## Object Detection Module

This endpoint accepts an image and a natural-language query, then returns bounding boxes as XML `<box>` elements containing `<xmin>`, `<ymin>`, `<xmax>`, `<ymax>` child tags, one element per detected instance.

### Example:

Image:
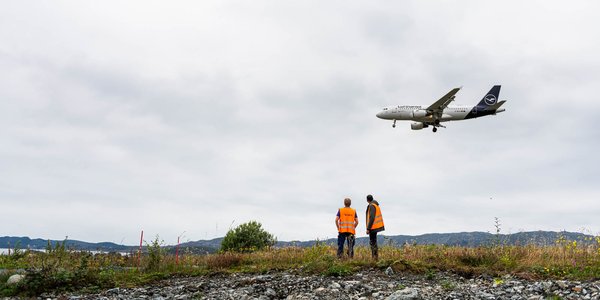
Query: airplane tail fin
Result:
<box><xmin>476</xmin><ymin>85</ymin><xmax>501</xmax><ymax>109</ymax></box>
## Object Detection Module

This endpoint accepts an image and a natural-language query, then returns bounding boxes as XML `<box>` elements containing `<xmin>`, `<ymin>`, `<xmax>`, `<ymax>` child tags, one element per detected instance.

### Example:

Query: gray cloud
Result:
<box><xmin>1</xmin><ymin>1</ymin><xmax>599</xmax><ymax>244</ymax></box>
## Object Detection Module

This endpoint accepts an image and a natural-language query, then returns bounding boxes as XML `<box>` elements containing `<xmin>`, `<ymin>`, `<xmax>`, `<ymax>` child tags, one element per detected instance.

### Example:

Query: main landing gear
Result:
<box><xmin>392</xmin><ymin>119</ymin><xmax>396</xmax><ymax>128</ymax></box>
<box><xmin>432</xmin><ymin>123</ymin><xmax>445</xmax><ymax>133</ymax></box>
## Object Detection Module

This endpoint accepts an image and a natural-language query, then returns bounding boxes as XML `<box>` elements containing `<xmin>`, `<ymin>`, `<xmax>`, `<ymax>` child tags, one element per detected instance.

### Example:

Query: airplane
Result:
<box><xmin>375</xmin><ymin>85</ymin><xmax>506</xmax><ymax>132</ymax></box>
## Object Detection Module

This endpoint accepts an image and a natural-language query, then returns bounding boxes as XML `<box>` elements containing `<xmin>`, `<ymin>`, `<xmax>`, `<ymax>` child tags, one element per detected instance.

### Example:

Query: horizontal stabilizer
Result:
<box><xmin>488</xmin><ymin>100</ymin><xmax>506</xmax><ymax>110</ymax></box>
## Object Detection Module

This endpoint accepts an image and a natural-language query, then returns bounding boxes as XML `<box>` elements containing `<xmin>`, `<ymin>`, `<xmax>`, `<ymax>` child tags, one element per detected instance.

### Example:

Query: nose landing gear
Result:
<box><xmin>392</xmin><ymin>119</ymin><xmax>396</xmax><ymax>128</ymax></box>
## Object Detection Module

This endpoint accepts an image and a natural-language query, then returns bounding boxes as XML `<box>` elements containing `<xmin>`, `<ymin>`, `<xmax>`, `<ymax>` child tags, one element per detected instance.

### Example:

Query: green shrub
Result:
<box><xmin>326</xmin><ymin>263</ymin><xmax>353</xmax><ymax>276</ymax></box>
<box><xmin>303</xmin><ymin>240</ymin><xmax>330</xmax><ymax>262</ymax></box>
<box><xmin>146</xmin><ymin>236</ymin><xmax>164</xmax><ymax>272</ymax></box>
<box><xmin>220</xmin><ymin>221</ymin><xmax>276</xmax><ymax>253</ymax></box>
<box><xmin>441</xmin><ymin>279</ymin><xmax>456</xmax><ymax>291</ymax></box>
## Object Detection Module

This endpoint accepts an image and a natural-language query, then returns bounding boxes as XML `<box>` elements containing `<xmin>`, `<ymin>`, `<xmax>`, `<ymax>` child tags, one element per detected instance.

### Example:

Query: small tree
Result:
<box><xmin>146</xmin><ymin>235</ymin><xmax>164</xmax><ymax>271</ymax></box>
<box><xmin>220</xmin><ymin>221</ymin><xmax>276</xmax><ymax>253</ymax></box>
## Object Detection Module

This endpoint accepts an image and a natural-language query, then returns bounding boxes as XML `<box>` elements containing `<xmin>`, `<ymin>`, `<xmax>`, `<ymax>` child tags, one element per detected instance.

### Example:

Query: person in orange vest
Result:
<box><xmin>365</xmin><ymin>194</ymin><xmax>385</xmax><ymax>260</ymax></box>
<box><xmin>335</xmin><ymin>198</ymin><xmax>359</xmax><ymax>258</ymax></box>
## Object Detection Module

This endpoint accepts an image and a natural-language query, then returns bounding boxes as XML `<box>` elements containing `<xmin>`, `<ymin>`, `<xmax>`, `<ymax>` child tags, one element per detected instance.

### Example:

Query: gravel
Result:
<box><xmin>5</xmin><ymin>270</ymin><xmax>600</xmax><ymax>300</ymax></box>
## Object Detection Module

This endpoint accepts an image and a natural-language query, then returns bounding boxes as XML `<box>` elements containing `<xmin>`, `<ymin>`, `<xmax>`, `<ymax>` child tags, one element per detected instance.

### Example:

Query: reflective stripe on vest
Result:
<box><xmin>367</xmin><ymin>203</ymin><xmax>384</xmax><ymax>230</ymax></box>
<box><xmin>338</xmin><ymin>207</ymin><xmax>357</xmax><ymax>234</ymax></box>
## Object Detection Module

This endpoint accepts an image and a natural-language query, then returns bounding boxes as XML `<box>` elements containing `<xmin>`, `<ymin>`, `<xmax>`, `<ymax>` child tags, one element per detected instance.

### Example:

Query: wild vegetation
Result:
<box><xmin>1</xmin><ymin>231</ymin><xmax>600</xmax><ymax>296</ymax></box>
<box><xmin>220</xmin><ymin>221</ymin><xmax>277</xmax><ymax>253</ymax></box>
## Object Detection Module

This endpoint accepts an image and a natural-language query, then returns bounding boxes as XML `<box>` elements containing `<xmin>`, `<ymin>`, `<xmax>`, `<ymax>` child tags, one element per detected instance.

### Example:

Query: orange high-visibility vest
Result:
<box><xmin>367</xmin><ymin>203</ymin><xmax>384</xmax><ymax>230</ymax></box>
<box><xmin>338</xmin><ymin>207</ymin><xmax>357</xmax><ymax>234</ymax></box>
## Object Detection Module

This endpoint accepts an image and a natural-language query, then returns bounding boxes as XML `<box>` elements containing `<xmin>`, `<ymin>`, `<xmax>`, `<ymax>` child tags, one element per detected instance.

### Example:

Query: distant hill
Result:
<box><xmin>178</xmin><ymin>238</ymin><xmax>223</xmax><ymax>253</ymax></box>
<box><xmin>0</xmin><ymin>236</ymin><xmax>216</xmax><ymax>254</ymax></box>
<box><xmin>1</xmin><ymin>231</ymin><xmax>592</xmax><ymax>254</ymax></box>
<box><xmin>0</xmin><ymin>236</ymin><xmax>132</xmax><ymax>253</ymax></box>
<box><xmin>277</xmin><ymin>231</ymin><xmax>592</xmax><ymax>248</ymax></box>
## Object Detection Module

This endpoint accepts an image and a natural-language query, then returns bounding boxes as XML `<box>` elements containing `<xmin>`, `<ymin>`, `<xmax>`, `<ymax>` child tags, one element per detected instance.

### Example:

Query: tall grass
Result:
<box><xmin>1</xmin><ymin>236</ymin><xmax>600</xmax><ymax>296</ymax></box>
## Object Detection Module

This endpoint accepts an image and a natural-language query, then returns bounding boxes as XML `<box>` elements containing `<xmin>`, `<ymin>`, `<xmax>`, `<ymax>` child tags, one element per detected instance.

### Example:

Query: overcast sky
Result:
<box><xmin>1</xmin><ymin>1</ymin><xmax>599</xmax><ymax>245</ymax></box>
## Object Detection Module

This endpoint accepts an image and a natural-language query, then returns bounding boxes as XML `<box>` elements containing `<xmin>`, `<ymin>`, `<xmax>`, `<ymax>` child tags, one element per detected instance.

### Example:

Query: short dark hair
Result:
<box><xmin>366</xmin><ymin>194</ymin><xmax>373</xmax><ymax>202</ymax></box>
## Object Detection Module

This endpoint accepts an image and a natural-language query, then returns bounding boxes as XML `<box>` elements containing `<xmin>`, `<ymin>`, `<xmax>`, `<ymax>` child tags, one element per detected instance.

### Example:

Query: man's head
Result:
<box><xmin>344</xmin><ymin>198</ymin><xmax>351</xmax><ymax>207</ymax></box>
<box><xmin>366</xmin><ymin>194</ymin><xmax>373</xmax><ymax>202</ymax></box>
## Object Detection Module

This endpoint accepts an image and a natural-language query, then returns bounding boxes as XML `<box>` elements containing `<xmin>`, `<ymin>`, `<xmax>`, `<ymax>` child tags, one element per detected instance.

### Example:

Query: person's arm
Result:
<box><xmin>335</xmin><ymin>216</ymin><xmax>340</xmax><ymax>231</ymax></box>
<box><xmin>354</xmin><ymin>212</ymin><xmax>359</xmax><ymax>229</ymax></box>
<box><xmin>366</xmin><ymin>205</ymin><xmax>375</xmax><ymax>233</ymax></box>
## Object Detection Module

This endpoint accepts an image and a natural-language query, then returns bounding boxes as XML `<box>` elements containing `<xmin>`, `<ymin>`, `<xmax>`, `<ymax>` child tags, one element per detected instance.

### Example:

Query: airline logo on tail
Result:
<box><xmin>484</xmin><ymin>94</ymin><xmax>497</xmax><ymax>105</ymax></box>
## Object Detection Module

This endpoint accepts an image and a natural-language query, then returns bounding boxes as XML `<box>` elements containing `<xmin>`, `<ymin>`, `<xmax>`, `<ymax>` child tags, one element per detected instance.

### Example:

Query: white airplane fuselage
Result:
<box><xmin>376</xmin><ymin>105</ymin><xmax>505</xmax><ymax>122</ymax></box>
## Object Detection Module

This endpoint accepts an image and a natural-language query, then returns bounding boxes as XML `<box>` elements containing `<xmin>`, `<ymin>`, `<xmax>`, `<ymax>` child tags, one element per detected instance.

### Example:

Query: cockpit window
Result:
<box><xmin>382</xmin><ymin>108</ymin><xmax>388</xmax><ymax>110</ymax></box>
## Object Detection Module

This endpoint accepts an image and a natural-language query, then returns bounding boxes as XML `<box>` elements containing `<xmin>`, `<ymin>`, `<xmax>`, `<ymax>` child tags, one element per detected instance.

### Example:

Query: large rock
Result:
<box><xmin>6</xmin><ymin>274</ymin><xmax>25</xmax><ymax>285</ymax></box>
<box><xmin>385</xmin><ymin>266</ymin><xmax>394</xmax><ymax>276</ymax></box>
<box><xmin>386</xmin><ymin>287</ymin><xmax>420</xmax><ymax>300</ymax></box>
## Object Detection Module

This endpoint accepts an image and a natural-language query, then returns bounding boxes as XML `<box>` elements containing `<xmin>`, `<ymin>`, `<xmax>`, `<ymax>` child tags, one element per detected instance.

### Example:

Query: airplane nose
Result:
<box><xmin>376</xmin><ymin>111</ymin><xmax>384</xmax><ymax>119</ymax></box>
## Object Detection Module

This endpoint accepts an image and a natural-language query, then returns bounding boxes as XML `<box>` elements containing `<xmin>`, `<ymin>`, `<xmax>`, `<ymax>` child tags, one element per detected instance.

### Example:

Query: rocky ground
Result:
<box><xmin>6</xmin><ymin>269</ymin><xmax>600</xmax><ymax>299</ymax></box>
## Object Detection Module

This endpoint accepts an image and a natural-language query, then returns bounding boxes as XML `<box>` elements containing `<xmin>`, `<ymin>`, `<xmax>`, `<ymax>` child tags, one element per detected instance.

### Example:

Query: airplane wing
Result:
<box><xmin>425</xmin><ymin>87</ymin><xmax>461</xmax><ymax>113</ymax></box>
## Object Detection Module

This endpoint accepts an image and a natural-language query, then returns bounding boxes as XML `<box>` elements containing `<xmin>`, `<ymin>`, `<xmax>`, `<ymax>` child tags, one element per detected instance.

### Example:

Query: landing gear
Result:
<box><xmin>432</xmin><ymin>124</ymin><xmax>445</xmax><ymax>133</ymax></box>
<box><xmin>432</xmin><ymin>117</ymin><xmax>440</xmax><ymax>132</ymax></box>
<box><xmin>392</xmin><ymin>119</ymin><xmax>396</xmax><ymax>128</ymax></box>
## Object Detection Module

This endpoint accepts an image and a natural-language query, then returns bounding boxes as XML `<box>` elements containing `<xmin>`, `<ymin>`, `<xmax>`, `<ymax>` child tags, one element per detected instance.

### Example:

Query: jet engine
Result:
<box><xmin>410</xmin><ymin>122</ymin><xmax>428</xmax><ymax>130</ymax></box>
<box><xmin>411</xmin><ymin>109</ymin><xmax>427</xmax><ymax>118</ymax></box>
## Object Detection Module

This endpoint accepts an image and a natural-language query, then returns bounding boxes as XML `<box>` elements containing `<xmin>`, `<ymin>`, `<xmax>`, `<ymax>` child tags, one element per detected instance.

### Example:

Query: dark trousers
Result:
<box><xmin>369</xmin><ymin>231</ymin><xmax>378</xmax><ymax>259</ymax></box>
<box><xmin>337</xmin><ymin>232</ymin><xmax>355</xmax><ymax>258</ymax></box>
